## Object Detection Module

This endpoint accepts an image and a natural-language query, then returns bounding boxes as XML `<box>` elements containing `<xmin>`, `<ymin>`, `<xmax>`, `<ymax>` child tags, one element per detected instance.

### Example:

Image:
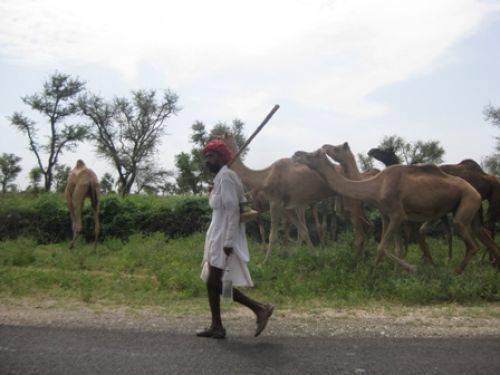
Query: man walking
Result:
<box><xmin>197</xmin><ymin>138</ymin><xmax>274</xmax><ymax>339</ymax></box>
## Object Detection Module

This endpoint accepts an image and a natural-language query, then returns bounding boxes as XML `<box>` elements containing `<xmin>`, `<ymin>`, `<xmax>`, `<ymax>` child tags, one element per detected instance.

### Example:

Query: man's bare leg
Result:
<box><xmin>197</xmin><ymin>266</ymin><xmax>226</xmax><ymax>338</ymax></box>
<box><xmin>197</xmin><ymin>265</ymin><xmax>273</xmax><ymax>338</ymax></box>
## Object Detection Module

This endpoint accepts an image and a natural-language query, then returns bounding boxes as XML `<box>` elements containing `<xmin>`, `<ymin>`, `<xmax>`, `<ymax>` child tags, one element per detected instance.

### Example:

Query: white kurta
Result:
<box><xmin>200</xmin><ymin>165</ymin><xmax>254</xmax><ymax>287</ymax></box>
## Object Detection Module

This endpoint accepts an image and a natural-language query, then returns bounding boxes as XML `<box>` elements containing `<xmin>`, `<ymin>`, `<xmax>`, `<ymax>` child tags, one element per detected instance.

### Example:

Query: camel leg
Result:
<box><xmin>417</xmin><ymin>222</ymin><xmax>434</xmax><ymax>265</ymax></box>
<box><xmin>441</xmin><ymin>215</ymin><xmax>453</xmax><ymax>261</ymax></box>
<box><xmin>376</xmin><ymin>214</ymin><xmax>416</xmax><ymax>273</ymax></box>
<box><xmin>401</xmin><ymin>222</ymin><xmax>412</xmax><ymax>256</ymax></box>
<box><xmin>331</xmin><ymin>212</ymin><xmax>339</xmax><ymax>242</ymax></box>
<box><xmin>352</xmin><ymin>215</ymin><xmax>367</xmax><ymax>259</ymax></box>
<box><xmin>91</xmin><ymin>190</ymin><xmax>100</xmax><ymax>249</ymax></box>
<box><xmin>66</xmin><ymin>187</ymin><xmax>76</xmax><ymax>249</ymax></box>
<box><xmin>453</xmin><ymin>207</ymin><xmax>480</xmax><ymax>275</ymax></box>
<box><xmin>311</xmin><ymin>204</ymin><xmax>325</xmax><ymax>245</ymax></box>
<box><xmin>70</xmin><ymin>184</ymin><xmax>87</xmax><ymax>249</ymax></box>
<box><xmin>288</xmin><ymin>207</ymin><xmax>313</xmax><ymax>247</ymax></box>
<box><xmin>298</xmin><ymin>208</ymin><xmax>313</xmax><ymax>247</ymax></box>
<box><xmin>265</xmin><ymin>201</ymin><xmax>284</xmax><ymax>262</ymax></box>
<box><xmin>471</xmin><ymin>215</ymin><xmax>500</xmax><ymax>269</ymax></box>
<box><xmin>257</xmin><ymin>218</ymin><xmax>267</xmax><ymax>245</ymax></box>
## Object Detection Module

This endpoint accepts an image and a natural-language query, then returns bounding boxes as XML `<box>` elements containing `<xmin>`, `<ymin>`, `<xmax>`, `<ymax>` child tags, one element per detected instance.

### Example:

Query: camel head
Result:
<box><xmin>76</xmin><ymin>159</ymin><xmax>86</xmax><ymax>168</ymax></box>
<box><xmin>322</xmin><ymin>142</ymin><xmax>351</xmax><ymax>165</ymax></box>
<box><xmin>292</xmin><ymin>149</ymin><xmax>326</xmax><ymax>171</ymax></box>
<box><xmin>367</xmin><ymin>147</ymin><xmax>400</xmax><ymax>166</ymax></box>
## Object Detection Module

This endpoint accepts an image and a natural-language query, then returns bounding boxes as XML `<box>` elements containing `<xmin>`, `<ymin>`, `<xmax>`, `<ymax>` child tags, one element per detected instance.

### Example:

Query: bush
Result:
<box><xmin>0</xmin><ymin>192</ymin><xmax>211</xmax><ymax>243</ymax></box>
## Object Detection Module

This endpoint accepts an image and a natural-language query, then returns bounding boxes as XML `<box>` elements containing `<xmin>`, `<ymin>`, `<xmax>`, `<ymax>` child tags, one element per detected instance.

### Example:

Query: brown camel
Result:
<box><xmin>221</xmin><ymin>135</ymin><xmax>335</xmax><ymax>261</ymax></box>
<box><xmin>248</xmin><ymin>189</ymin><xmax>298</xmax><ymax>246</ymax></box>
<box><xmin>370</xmin><ymin>148</ymin><xmax>500</xmax><ymax>250</ymax></box>
<box><xmin>65</xmin><ymin>160</ymin><xmax>100</xmax><ymax>249</ymax></box>
<box><xmin>368</xmin><ymin>147</ymin><xmax>453</xmax><ymax>261</ymax></box>
<box><xmin>292</xmin><ymin>148</ymin><xmax>500</xmax><ymax>274</ymax></box>
<box><xmin>321</xmin><ymin>142</ymin><xmax>375</xmax><ymax>258</ymax></box>
<box><xmin>440</xmin><ymin>159</ymin><xmax>500</xmax><ymax>239</ymax></box>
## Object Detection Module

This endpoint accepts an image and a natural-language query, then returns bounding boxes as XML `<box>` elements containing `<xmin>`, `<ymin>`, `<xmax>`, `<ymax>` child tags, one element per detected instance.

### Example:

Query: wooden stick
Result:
<box><xmin>228</xmin><ymin>104</ymin><xmax>280</xmax><ymax>166</ymax></box>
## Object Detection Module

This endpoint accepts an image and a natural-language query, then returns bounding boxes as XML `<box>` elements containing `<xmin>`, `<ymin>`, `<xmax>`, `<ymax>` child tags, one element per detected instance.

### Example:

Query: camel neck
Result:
<box><xmin>318</xmin><ymin>158</ymin><xmax>379</xmax><ymax>202</ymax></box>
<box><xmin>341</xmin><ymin>153</ymin><xmax>362</xmax><ymax>180</ymax></box>
<box><xmin>229</xmin><ymin>158</ymin><xmax>271</xmax><ymax>191</ymax></box>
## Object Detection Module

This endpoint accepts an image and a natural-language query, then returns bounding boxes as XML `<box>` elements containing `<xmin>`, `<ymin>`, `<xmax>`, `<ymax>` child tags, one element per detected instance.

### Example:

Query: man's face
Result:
<box><xmin>204</xmin><ymin>151</ymin><xmax>222</xmax><ymax>174</ymax></box>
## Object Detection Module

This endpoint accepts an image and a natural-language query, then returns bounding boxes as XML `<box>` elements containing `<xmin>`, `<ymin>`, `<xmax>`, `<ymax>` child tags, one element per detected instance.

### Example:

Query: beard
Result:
<box><xmin>206</xmin><ymin>162</ymin><xmax>221</xmax><ymax>174</ymax></box>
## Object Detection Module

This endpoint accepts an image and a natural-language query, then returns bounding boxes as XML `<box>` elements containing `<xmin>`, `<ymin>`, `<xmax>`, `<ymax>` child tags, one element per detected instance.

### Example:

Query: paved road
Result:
<box><xmin>1</xmin><ymin>325</ymin><xmax>499</xmax><ymax>374</ymax></box>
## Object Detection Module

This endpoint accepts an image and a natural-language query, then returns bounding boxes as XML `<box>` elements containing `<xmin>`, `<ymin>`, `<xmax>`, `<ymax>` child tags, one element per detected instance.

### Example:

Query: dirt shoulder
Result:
<box><xmin>1</xmin><ymin>297</ymin><xmax>499</xmax><ymax>338</ymax></box>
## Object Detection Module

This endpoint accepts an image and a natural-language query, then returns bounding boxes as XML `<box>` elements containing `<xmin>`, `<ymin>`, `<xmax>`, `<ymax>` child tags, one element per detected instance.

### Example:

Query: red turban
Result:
<box><xmin>202</xmin><ymin>139</ymin><xmax>234</xmax><ymax>164</ymax></box>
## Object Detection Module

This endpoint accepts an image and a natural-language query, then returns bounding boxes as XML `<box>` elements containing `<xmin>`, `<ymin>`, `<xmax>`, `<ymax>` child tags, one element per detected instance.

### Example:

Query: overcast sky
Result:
<box><xmin>1</xmin><ymin>0</ymin><xmax>500</xmax><ymax>188</ymax></box>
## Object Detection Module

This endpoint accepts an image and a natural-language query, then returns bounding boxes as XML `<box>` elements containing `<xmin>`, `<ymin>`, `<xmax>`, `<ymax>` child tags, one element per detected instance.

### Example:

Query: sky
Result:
<box><xmin>1</xmin><ymin>0</ymin><xmax>499</xmax><ymax>188</ymax></box>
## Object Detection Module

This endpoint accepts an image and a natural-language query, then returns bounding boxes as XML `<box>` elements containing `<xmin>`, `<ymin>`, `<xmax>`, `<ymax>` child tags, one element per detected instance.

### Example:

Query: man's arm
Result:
<box><xmin>221</xmin><ymin>174</ymin><xmax>240</xmax><ymax>254</ymax></box>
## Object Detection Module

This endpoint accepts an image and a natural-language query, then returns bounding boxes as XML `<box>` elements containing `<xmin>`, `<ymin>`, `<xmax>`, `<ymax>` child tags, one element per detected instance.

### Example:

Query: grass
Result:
<box><xmin>0</xmin><ymin>232</ymin><xmax>498</xmax><ymax>309</ymax></box>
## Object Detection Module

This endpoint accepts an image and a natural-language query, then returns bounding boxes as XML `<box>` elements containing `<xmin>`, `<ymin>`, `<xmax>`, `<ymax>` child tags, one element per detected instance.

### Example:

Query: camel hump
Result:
<box><xmin>458</xmin><ymin>159</ymin><xmax>485</xmax><ymax>172</ymax></box>
<box><xmin>406</xmin><ymin>164</ymin><xmax>445</xmax><ymax>175</ymax></box>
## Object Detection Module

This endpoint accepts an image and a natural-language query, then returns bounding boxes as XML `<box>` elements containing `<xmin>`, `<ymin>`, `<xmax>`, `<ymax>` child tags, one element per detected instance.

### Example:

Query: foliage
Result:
<box><xmin>9</xmin><ymin>72</ymin><xmax>88</xmax><ymax>191</ymax></box>
<box><xmin>357</xmin><ymin>152</ymin><xmax>374</xmax><ymax>172</ymax></box>
<box><xmin>0</xmin><ymin>153</ymin><xmax>22</xmax><ymax>193</ymax></box>
<box><xmin>100</xmin><ymin>173</ymin><xmax>115</xmax><ymax>195</ymax></box>
<box><xmin>78</xmin><ymin>89</ymin><xmax>180</xmax><ymax>196</ymax></box>
<box><xmin>174</xmin><ymin>119</ymin><xmax>247</xmax><ymax>194</ymax></box>
<box><xmin>483</xmin><ymin>104</ymin><xmax>500</xmax><ymax>177</ymax></box>
<box><xmin>0</xmin><ymin>192</ymin><xmax>211</xmax><ymax>243</ymax></box>
<box><xmin>377</xmin><ymin>135</ymin><xmax>445</xmax><ymax>165</ymax></box>
<box><xmin>28</xmin><ymin>167</ymin><xmax>43</xmax><ymax>192</ymax></box>
<box><xmin>54</xmin><ymin>164</ymin><xmax>71</xmax><ymax>193</ymax></box>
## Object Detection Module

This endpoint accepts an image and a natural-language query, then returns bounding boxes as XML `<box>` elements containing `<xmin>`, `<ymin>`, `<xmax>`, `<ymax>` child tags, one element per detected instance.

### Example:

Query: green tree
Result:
<box><xmin>135</xmin><ymin>164</ymin><xmax>173</xmax><ymax>194</ymax></box>
<box><xmin>79</xmin><ymin>89</ymin><xmax>180</xmax><ymax>196</ymax></box>
<box><xmin>100</xmin><ymin>173</ymin><xmax>115</xmax><ymax>194</ymax></box>
<box><xmin>54</xmin><ymin>164</ymin><xmax>71</xmax><ymax>193</ymax></box>
<box><xmin>356</xmin><ymin>152</ymin><xmax>374</xmax><ymax>172</ymax></box>
<box><xmin>377</xmin><ymin>135</ymin><xmax>445</xmax><ymax>165</ymax></box>
<box><xmin>174</xmin><ymin>119</ymin><xmax>247</xmax><ymax>193</ymax></box>
<box><xmin>175</xmin><ymin>152</ymin><xmax>202</xmax><ymax>194</ymax></box>
<box><xmin>28</xmin><ymin>167</ymin><xmax>43</xmax><ymax>192</ymax></box>
<box><xmin>483</xmin><ymin>104</ymin><xmax>500</xmax><ymax>176</ymax></box>
<box><xmin>9</xmin><ymin>72</ymin><xmax>88</xmax><ymax>191</ymax></box>
<box><xmin>0</xmin><ymin>153</ymin><xmax>22</xmax><ymax>193</ymax></box>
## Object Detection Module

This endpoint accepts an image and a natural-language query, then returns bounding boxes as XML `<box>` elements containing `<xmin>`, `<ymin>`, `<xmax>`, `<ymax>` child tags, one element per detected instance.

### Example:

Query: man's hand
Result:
<box><xmin>223</xmin><ymin>247</ymin><xmax>233</xmax><ymax>256</ymax></box>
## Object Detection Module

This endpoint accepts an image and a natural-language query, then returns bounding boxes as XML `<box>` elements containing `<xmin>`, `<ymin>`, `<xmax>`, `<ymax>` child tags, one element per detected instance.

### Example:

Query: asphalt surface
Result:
<box><xmin>1</xmin><ymin>325</ymin><xmax>499</xmax><ymax>374</ymax></box>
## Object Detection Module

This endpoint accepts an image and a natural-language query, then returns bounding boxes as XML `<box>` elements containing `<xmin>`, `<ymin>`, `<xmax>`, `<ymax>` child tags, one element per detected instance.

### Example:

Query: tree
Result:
<box><xmin>483</xmin><ymin>104</ymin><xmax>500</xmax><ymax>177</ymax></box>
<box><xmin>0</xmin><ymin>153</ymin><xmax>22</xmax><ymax>193</ymax></box>
<box><xmin>79</xmin><ymin>89</ymin><xmax>180</xmax><ymax>196</ymax></box>
<box><xmin>357</xmin><ymin>153</ymin><xmax>374</xmax><ymax>172</ymax></box>
<box><xmin>9</xmin><ymin>72</ymin><xmax>88</xmax><ymax>191</ymax></box>
<box><xmin>28</xmin><ymin>167</ymin><xmax>43</xmax><ymax>192</ymax></box>
<box><xmin>135</xmin><ymin>164</ymin><xmax>173</xmax><ymax>194</ymax></box>
<box><xmin>377</xmin><ymin>135</ymin><xmax>445</xmax><ymax>165</ymax></box>
<box><xmin>100</xmin><ymin>173</ymin><xmax>115</xmax><ymax>195</ymax></box>
<box><xmin>174</xmin><ymin>119</ymin><xmax>247</xmax><ymax>193</ymax></box>
<box><xmin>54</xmin><ymin>164</ymin><xmax>71</xmax><ymax>193</ymax></box>
<box><xmin>175</xmin><ymin>152</ymin><xmax>202</xmax><ymax>194</ymax></box>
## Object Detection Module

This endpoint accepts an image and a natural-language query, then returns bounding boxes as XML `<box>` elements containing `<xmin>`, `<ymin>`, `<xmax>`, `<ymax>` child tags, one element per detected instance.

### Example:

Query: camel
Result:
<box><xmin>249</xmin><ymin>187</ymin><xmax>331</xmax><ymax>246</ymax></box>
<box><xmin>65</xmin><ymin>160</ymin><xmax>100</xmax><ymax>249</ymax></box>
<box><xmin>320</xmin><ymin>143</ymin><xmax>375</xmax><ymax>258</ymax></box>
<box><xmin>370</xmin><ymin>147</ymin><xmax>500</xmax><ymax>253</ymax></box>
<box><xmin>440</xmin><ymin>159</ymin><xmax>500</xmax><ymax>239</ymax></box>
<box><xmin>368</xmin><ymin>147</ymin><xmax>453</xmax><ymax>261</ymax></box>
<box><xmin>292</xmin><ymin>148</ymin><xmax>500</xmax><ymax>274</ymax></box>
<box><xmin>221</xmin><ymin>135</ymin><xmax>335</xmax><ymax>261</ymax></box>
